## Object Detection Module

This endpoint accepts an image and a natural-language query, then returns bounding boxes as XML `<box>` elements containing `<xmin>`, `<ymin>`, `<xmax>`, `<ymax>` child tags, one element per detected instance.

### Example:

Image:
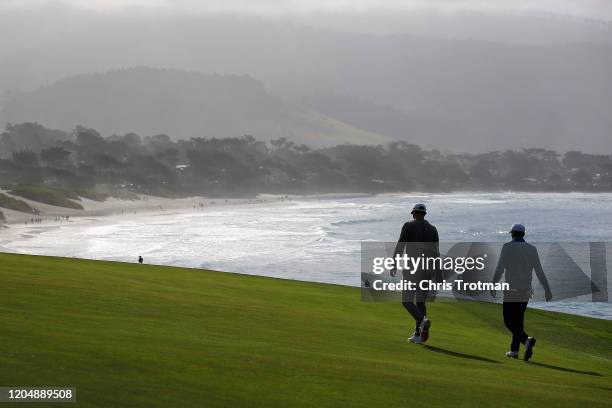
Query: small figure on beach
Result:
<box><xmin>138</xmin><ymin>256</ymin><xmax>144</xmax><ymax>264</ymax></box>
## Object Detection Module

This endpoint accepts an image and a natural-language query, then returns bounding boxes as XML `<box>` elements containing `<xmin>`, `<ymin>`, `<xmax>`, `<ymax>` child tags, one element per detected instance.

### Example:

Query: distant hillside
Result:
<box><xmin>1</xmin><ymin>13</ymin><xmax>611</xmax><ymax>152</ymax></box>
<box><xmin>0</xmin><ymin>68</ymin><xmax>390</xmax><ymax>147</ymax></box>
<box><xmin>303</xmin><ymin>93</ymin><xmax>468</xmax><ymax>150</ymax></box>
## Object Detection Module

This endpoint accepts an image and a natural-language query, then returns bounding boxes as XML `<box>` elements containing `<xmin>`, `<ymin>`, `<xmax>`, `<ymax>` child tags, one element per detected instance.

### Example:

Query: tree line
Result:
<box><xmin>1</xmin><ymin>122</ymin><xmax>611</xmax><ymax>197</ymax></box>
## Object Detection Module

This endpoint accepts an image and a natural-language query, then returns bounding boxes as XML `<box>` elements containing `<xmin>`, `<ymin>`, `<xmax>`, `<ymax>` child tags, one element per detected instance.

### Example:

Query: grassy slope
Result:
<box><xmin>6</xmin><ymin>186</ymin><xmax>83</xmax><ymax>210</ymax></box>
<box><xmin>0</xmin><ymin>253</ymin><xmax>610</xmax><ymax>408</ymax></box>
<box><xmin>0</xmin><ymin>192</ymin><xmax>34</xmax><ymax>213</ymax></box>
<box><xmin>288</xmin><ymin>109</ymin><xmax>392</xmax><ymax>146</ymax></box>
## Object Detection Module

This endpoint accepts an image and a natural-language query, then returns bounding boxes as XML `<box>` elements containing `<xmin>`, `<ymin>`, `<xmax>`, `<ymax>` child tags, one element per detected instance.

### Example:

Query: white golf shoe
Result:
<box><xmin>408</xmin><ymin>332</ymin><xmax>423</xmax><ymax>344</ymax></box>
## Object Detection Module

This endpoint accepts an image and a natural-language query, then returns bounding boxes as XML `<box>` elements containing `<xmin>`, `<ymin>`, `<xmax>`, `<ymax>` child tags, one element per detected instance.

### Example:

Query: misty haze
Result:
<box><xmin>0</xmin><ymin>3</ymin><xmax>611</xmax><ymax>153</ymax></box>
<box><xmin>0</xmin><ymin>2</ymin><xmax>611</xmax><ymax>407</ymax></box>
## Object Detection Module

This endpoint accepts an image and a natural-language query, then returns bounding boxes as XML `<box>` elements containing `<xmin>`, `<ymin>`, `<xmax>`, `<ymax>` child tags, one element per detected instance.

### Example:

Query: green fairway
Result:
<box><xmin>0</xmin><ymin>253</ymin><xmax>610</xmax><ymax>407</ymax></box>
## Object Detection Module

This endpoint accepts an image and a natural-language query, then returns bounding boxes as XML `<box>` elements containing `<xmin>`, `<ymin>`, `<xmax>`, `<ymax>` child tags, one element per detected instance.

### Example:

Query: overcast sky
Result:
<box><xmin>1</xmin><ymin>0</ymin><xmax>611</xmax><ymax>20</ymax></box>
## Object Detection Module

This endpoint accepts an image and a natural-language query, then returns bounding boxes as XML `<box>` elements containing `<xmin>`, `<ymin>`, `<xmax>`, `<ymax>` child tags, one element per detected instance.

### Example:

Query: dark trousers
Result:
<box><xmin>402</xmin><ymin>270</ymin><xmax>429</xmax><ymax>328</ymax></box>
<box><xmin>402</xmin><ymin>289</ymin><xmax>427</xmax><ymax>328</ymax></box>
<box><xmin>503</xmin><ymin>302</ymin><xmax>528</xmax><ymax>352</ymax></box>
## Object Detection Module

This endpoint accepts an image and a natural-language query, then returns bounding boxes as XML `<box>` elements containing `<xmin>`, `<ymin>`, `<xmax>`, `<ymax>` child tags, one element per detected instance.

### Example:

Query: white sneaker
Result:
<box><xmin>408</xmin><ymin>333</ymin><xmax>423</xmax><ymax>344</ymax></box>
<box><xmin>505</xmin><ymin>351</ymin><xmax>519</xmax><ymax>359</ymax></box>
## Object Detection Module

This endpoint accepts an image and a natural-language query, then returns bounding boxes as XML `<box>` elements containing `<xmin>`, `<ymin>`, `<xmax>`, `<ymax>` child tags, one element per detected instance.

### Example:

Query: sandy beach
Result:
<box><xmin>1</xmin><ymin>191</ymin><xmax>279</xmax><ymax>225</ymax></box>
<box><xmin>0</xmin><ymin>191</ymin><xmax>369</xmax><ymax>252</ymax></box>
<box><xmin>0</xmin><ymin>191</ymin><xmax>288</xmax><ymax>250</ymax></box>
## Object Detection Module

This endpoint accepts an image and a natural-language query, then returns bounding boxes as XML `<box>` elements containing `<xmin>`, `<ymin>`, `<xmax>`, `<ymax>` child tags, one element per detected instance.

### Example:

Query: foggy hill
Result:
<box><xmin>302</xmin><ymin>93</ymin><xmax>470</xmax><ymax>150</ymax></box>
<box><xmin>0</xmin><ymin>8</ymin><xmax>611</xmax><ymax>152</ymax></box>
<box><xmin>0</xmin><ymin>68</ymin><xmax>390</xmax><ymax>146</ymax></box>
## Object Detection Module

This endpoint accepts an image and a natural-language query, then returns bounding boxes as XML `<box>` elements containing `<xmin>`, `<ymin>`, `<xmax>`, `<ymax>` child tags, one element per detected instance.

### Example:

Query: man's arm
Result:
<box><xmin>532</xmin><ymin>247</ymin><xmax>552</xmax><ymax>301</ymax></box>
<box><xmin>492</xmin><ymin>245</ymin><xmax>506</xmax><ymax>284</ymax></box>
<box><xmin>390</xmin><ymin>223</ymin><xmax>408</xmax><ymax>277</ymax></box>
<box><xmin>393</xmin><ymin>223</ymin><xmax>409</xmax><ymax>256</ymax></box>
<box><xmin>432</xmin><ymin>227</ymin><xmax>443</xmax><ymax>282</ymax></box>
<box><xmin>491</xmin><ymin>245</ymin><xmax>506</xmax><ymax>298</ymax></box>
<box><xmin>432</xmin><ymin>227</ymin><xmax>440</xmax><ymax>257</ymax></box>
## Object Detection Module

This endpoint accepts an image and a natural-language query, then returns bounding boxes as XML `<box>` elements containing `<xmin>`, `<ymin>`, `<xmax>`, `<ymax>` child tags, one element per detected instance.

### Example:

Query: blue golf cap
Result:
<box><xmin>411</xmin><ymin>203</ymin><xmax>427</xmax><ymax>214</ymax></box>
<box><xmin>510</xmin><ymin>223</ymin><xmax>525</xmax><ymax>233</ymax></box>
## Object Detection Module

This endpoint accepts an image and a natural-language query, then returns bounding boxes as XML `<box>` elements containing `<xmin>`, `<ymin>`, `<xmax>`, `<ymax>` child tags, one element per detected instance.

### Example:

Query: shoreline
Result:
<box><xmin>0</xmin><ymin>191</ymin><xmax>371</xmax><ymax>226</ymax></box>
<box><xmin>0</xmin><ymin>192</ymin><xmax>371</xmax><ymax>251</ymax></box>
<box><xmin>3</xmin><ymin>190</ymin><xmax>610</xmax><ymax>229</ymax></box>
<box><xmin>0</xmin><ymin>193</ymin><xmax>282</xmax><ymax>251</ymax></box>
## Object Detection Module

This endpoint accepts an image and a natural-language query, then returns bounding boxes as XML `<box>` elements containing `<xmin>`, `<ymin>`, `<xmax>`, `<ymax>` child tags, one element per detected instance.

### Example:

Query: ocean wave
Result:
<box><xmin>331</xmin><ymin>218</ymin><xmax>384</xmax><ymax>227</ymax></box>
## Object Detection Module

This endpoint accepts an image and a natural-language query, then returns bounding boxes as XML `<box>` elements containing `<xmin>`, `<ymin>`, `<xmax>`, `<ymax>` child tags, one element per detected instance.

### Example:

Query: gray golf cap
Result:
<box><xmin>411</xmin><ymin>203</ymin><xmax>427</xmax><ymax>214</ymax></box>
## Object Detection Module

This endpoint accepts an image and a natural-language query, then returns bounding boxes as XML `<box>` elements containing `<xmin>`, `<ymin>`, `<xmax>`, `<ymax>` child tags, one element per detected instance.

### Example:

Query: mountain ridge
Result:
<box><xmin>0</xmin><ymin>67</ymin><xmax>391</xmax><ymax>147</ymax></box>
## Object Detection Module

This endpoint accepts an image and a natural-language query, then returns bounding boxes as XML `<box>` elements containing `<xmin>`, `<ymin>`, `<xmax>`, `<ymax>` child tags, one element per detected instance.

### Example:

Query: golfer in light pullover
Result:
<box><xmin>492</xmin><ymin>224</ymin><xmax>552</xmax><ymax>361</ymax></box>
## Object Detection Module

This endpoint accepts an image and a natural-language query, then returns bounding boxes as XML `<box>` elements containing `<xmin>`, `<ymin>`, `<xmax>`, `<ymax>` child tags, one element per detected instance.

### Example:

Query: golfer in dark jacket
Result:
<box><xmin>492</xmin><ymin>223</ymin><xmax>552</xmax><ymax>361</ymax></box>
<box><xmin>391</xmin><ymin>203</ymin><xmax>439</xmax><ymax>344</ymax></box>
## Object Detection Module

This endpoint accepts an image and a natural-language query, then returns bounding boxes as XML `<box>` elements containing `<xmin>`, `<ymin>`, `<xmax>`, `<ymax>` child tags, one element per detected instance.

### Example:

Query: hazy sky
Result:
<box><xmin>2</xmin><ymin>0</ymin><xmax>611</xmax><ymax>20</ymax></box>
